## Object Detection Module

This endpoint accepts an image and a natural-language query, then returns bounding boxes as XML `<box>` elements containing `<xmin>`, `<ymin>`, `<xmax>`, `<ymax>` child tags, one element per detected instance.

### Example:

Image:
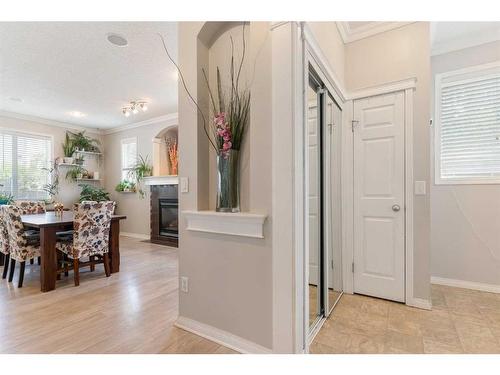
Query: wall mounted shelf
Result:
<box><xmin>76</xmin><ymin>178</ymin><xmax>101</xmax><ymax>182</ymax></box>
<box><xmin>58</xmin><ymin>163</ymin><xmax>79</xmax><ymax>167</ymax></box>
<box><xmin>183</xmin><ymin>210</ymin><xmax>267</xmax><ymax>239</ymax></box>
<box><xmin>74</xmin><ymin>150</ymin><xmax>102</xmax><ymax>156</ymax></box>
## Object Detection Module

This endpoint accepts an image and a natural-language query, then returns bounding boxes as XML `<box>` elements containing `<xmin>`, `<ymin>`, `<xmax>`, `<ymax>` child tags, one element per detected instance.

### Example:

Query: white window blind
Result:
<box><xmin>436</xmin><ymin>64</ymin><xmax>500</xmax><ymax>184</ymax></box>
<box><xmin>121</xmin><ymin>137</ymin><xmax>137</xmax><ymax>181</ymax></box>
<box><xmin>0</xmin><ymin>130</ymin><xmax>52</xmax><ymax>199</ymax></box>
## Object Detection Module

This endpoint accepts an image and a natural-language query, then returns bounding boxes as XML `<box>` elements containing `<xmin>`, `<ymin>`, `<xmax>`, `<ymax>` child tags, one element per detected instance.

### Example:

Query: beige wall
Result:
<box><xmin>345</xmin><ymin>22</ymin><xmax>432</xmax><ymax>300</ymax></box>
<box><xmin>102</xmin><ymin>121</ymin><xmax>177</xmax><ymax>236</ymax></box>
<box><xmin>0</xmin><ymin>114</ymin><xmax>102</xmax><ymax>207</ymax></box>
<box><xmin>431</xmin><ymin>41</ymin><xmax>500</xmax><ymax>286</ymax></box>
<box><xmin>307</xmin><ymin>22</ymin><xmax>345</xmax><ymax>86</ymax></box>
<box><xmin>178</xmin><ymin>22</ymin><xmax>273</xmax><ymax>349</ymax></box>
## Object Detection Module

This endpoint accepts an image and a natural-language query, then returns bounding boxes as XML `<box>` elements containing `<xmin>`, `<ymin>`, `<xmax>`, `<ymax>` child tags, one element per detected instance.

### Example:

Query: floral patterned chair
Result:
<box><xmin>3</xmin><ymin>205</ymin><xmax>42</xmax><ymax>287</ymax></box>
<box><xmin>56</xmin><ymin>201</ymin><xmax>115</xmax><ymax>286</ymax></box>
<box><xmin>13</xmin><ymin>200</ymin><xmax>46</xmax><ymax>215</ymax></box>
<box><xmin>0</xmin><ymin>206</ymin><xmax>10</xmax><ymax>279</ymax></box>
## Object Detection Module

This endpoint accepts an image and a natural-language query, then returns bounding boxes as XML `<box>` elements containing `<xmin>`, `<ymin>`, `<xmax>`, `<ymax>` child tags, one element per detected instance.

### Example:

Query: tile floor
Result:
<box><xmin>310</xmin><ymin>284</ymin><xmax>500</xmax><ymax>354</ymax></box>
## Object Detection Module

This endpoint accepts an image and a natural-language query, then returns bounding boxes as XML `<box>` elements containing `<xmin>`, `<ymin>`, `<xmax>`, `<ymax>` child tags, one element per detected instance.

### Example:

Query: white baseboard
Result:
<box><xmin>175</xmin><ymin>316</ymin><xmax>272</xmax><ymax>354</ymax></box>
<box><xmin>431</xmin><ymin>276</ymin><xmax>500</xmax><ymax>294</ymax></box>
<box><xmin>120</xmin><ymin>232</ymin><xmax>150</xmax><ymax>240</ymax></box>
<box><xmin>406</xmin><ymin>298</ymin><xmax>432</xmax><ymax>310</ymax></box>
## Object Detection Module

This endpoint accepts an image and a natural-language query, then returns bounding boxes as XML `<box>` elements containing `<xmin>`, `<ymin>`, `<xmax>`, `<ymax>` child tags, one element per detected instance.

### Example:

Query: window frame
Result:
<box><xmin>434</xmin><ymin>61</ymin><xmax>500</xmax><ymax>185</ymax></box>
<box><xmin>0</xmin><ymin>127</ymin><xmax>54</xmax><ymax>199</ymax></box>
<box><xmin>120</xmin><ymin>137</ymin><xmax>137</xmax><ymax>182</ymax></box>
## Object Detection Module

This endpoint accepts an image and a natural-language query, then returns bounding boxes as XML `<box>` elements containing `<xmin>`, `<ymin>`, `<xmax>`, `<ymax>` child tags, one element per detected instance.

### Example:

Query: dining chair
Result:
<box><xmin>3</xmin><ymin>205</ymin><xmax>42</xmax><ymax>287</ymax></box>
<box><xmin>0</xmin><ymin>206</ymin><xmax>11</xmax><ymax>279</ymax></box>
<box><xmin>13</xmin><ymin>200</ymin><xmax>46</xmax><ymax>265</ymax></box>
<box><xmin>56</xmin><ymin>201</ymin><xmax>115</xmax><ymax>286</ymax></box>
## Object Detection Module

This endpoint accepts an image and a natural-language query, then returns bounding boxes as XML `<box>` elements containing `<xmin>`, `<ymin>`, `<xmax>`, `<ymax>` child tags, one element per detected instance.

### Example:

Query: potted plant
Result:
<box><xmin>74</xmin><ymin>154</ymin><xmax>85</xmax><ymax>166</ymax></box>
<box><xmin>68</xmin><ymin>131</ymin><xmax>101</xmax><ymax>153</ymax></box>
<box><xmin>115</xmin><ymin>180</ymin><xmax>136</xmax><ymax>193</ymax></box>
<box><xmin>79</xmin><ymin>184</ymin><xmax>110</xmax><ymax>202</ymax></box>
<box><xmin>42</xmin><ymin>157</ymin><xmax>61</xmax><ymax>206</ymax></box>
<box><xmin>0</xmin><ymin>192</ymin><xmax>14</xmax><ymax>205</ymax></box>
<box><xmin>66</xmin><ymin>165</ymin><xmax>87</xmax><ymax>182</ymax></box>
<box><xmin>62</xmin><ymin>133</ymin><xmax>75</xmax><ymax>164</ymax></box>
<box><xmin>128</xmin><ymin>154</ymin><xmax>153</xmax><ymax>198</ymax></box>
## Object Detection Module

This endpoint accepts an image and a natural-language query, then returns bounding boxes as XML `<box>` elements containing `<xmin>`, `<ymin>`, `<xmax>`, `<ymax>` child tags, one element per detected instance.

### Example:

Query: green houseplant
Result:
<box><xmin>127</xmin><ymin>154</ymin><xmax>153</xmax><ymax>199</ymax></box>
<box><xmin>42</xmin><ymin>157</ymin><xmax>61</xmax><ymax>203</ymax></box>
<box><xmin>115</xmin><ymin>180</ymin><xmax>136</xmax><ymax>193</ymax></box>
<box><xmin>62</xmin><ymin>133</ymin><xmax>75</xmax><ymax>164</ymax></box>
<box><xmin>66</xmin><ymin>165</ymin><xmax>87</xmax><ymax>182</ymax></box>
<box><xmin>68</xmin><ymin>131</ymin><xmax>101</xmax><ymax>153</ymax></box>
<box><xmin>0</xmin><ymin>192</ymin><xmax>14</xmax><ymax>205</ymax></box>
<box><xmin>79</xmin><ymin>184</ymin><xmax>110</xmax><ymax>202</ymax></box>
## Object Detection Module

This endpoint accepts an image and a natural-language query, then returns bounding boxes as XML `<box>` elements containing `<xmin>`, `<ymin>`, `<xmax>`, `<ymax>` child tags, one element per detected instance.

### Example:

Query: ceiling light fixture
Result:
<box><xmin>69</xmin><ymin>111</ymin><xmax>86</xmax><ymax>118</ymax></box>
<box><xmin>122</xmin><ymin>100</ymin><xmax>148</xmax><ymax>117</ymax></box>
<box><xmin>106</xmin><ymin>33</ymin><xmax>128</xmax><ymax>47</ymax></box>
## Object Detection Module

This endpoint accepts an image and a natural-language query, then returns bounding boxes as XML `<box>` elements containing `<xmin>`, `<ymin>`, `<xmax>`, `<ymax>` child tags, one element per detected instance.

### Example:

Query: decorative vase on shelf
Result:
<box><xmin>216</xmin><ymin>149</ymin><xmax>240</xmax><ymax>213</ymax></box>
<box><xmin>64</xmin><ymin>157</ymin><xmax>74</xmax><ymax>164</ymax></box>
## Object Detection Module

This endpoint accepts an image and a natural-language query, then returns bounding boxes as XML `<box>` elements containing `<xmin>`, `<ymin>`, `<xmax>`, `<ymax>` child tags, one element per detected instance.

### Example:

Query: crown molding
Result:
<box><xmin>101</xmin><ymin>113</ymin><xmax>179</xmax><ymax>135</ymax></box>
<box><xmin>431</xmin><ymin>28</ymin><xmax>500</xmax><ymax>56</ymax></box>
<box><xmin>0</xmin><ymin>110</ymin><xmax>99</xmax><ymax>134</ymax></box>
<box><xmin>336</xmin><ymin>22</ymin><xmax>415</xmax><ymax>44</ymax></box>
<box><xmin>346</xmin><ymin>78</ymin><xmax>417</xmax><ymax>100</ymax></box>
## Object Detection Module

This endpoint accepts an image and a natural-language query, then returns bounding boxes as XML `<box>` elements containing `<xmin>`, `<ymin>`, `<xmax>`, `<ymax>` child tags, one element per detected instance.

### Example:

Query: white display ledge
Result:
<box><xmin>183</xmin><ymin>210</ymin><xmax>267</xmax><ymax>239</ymax></box>
<box><xmin>143</xmin><ymin>175</ymin><xmax>179</xmax><ymax>186</ymax></box>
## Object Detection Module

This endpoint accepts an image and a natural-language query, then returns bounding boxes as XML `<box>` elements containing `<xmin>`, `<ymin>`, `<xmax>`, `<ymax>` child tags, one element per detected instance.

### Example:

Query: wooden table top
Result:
<box><xmin>21</xmin><ymin>211</ymin><xmax>126</xmax><ymax>228</ymax></box>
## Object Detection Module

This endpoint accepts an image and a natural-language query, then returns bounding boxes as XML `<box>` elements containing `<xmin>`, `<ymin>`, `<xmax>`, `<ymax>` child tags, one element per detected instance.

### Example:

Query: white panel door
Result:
<box><xmin>308</xmin><ymin>100</ymin><xmax>320</xmax><ymax>286</ymax></box>
<box><xmin>353</xmin><ymin>92</ymin><xmax>405</xmax><ymax>302</ymax></box>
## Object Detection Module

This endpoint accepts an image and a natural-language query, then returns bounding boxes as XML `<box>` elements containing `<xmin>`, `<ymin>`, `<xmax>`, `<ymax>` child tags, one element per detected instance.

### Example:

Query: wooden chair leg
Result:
<box><xmin>64</xmin><ymin>254</ymin><xmax>69</xmax><ymax>277</ymax></box>
<box><xmin>8</xmin><ymin>258</ymin><xmax>16</xmax><ymax>282</ymax></box>
<box><xmin>30</xmin><ymin>258</ymin><xmax>34</xmax><ymax>265</ymax></box>
<box><xmin>2</xmin><ymin>254</ymin><xmax>10</xmax><ymax>279</ymax></box>
<box><xmin>18</xmin><ymin>261</ymin><xmax>26</xmax><ymax>288</ymax></box>
<box><xmin>37</xmin><ymin>256</ymin><xmax>41</xmax><ymax>265</ymax></box>
<box><xmin>73</xmin><ymin>258</ymin><xmax>80</xmax><ymax>286</ymax></box>
<box><xmin>103</xmin><ymin>253</ymin><xmax>111</xmax><ymax>277</ymax></box>
<box><xmin>90</xmin><ymin>256</ymin><xmax>95</xmax><ymax>272</ymax></box>
<box><xmin>0</xmin><ymin>252</ymin><xmax>4</xmax><ymax>266</ymax></box>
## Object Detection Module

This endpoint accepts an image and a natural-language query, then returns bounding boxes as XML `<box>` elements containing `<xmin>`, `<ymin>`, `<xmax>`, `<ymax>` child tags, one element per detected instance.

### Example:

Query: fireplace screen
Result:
<box><xmin>159</xmin><ymin>199</ymin><xmax>179</xmax><ymax>238</ymax></box>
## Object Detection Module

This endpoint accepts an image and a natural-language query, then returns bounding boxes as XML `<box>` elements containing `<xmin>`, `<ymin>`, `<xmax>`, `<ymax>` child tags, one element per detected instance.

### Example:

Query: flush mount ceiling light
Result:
<box><xmin>106</xmin><ymin>33</ymin><xmax>128</xmax><ymax>47</ymax></box>
<box><xmin>69</xmin><ymin>111</ymin><xmax>86</xmax><ymax>118</ymax></box>
<box><xmin>9</xmin><ymin>97</ymin><xmax>23</xmax><ymax>103</ymax></box>
<box><xmin>122</xmin><ymin>100</ymin><xmax>148</xmax><ymax>117</ymax></box>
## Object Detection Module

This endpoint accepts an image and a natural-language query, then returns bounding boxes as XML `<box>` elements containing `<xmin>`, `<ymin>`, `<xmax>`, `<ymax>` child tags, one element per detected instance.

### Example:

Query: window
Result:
<box><xmin>121</xmin><ymin>137</ymin><xmax>137</xmax><ymax>181</ymax></box>
<box><xmin>435</xmin><ymin>62</ymin><xmax>500</xmax><ymax>184</ymax></box>
<box><xmin>0</xmin><ymin>129</ymin><xmax>52</xmax><ymax>199</ymax></box>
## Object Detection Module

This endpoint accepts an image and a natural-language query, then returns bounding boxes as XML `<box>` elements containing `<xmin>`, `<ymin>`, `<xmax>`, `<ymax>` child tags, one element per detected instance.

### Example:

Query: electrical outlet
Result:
<box><xmin>180</xmin><ymin>276</ymin><xmax>189</xmax><ymax>293</ymax></box>
<box><xmin>180</xmin><ymin>177</ymin><xmax>189</xmax><ymax>193</ymax></box>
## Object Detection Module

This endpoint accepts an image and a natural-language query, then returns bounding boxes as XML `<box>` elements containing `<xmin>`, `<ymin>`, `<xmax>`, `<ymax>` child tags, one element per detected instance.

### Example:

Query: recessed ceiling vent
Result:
<box><xmin>106</xmin><ymin>33</ymin><xmax>128</xmax><ymax>47</ymax></box>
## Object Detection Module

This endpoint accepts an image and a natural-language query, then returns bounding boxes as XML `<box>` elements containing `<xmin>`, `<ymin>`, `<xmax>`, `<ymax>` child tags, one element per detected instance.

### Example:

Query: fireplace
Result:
<box><xmin>159</xmin><ymin>199</ymin><xmax>178</xmax><ymax>239</ymax></box>
<box><xmin>150</xmin><ymin>184</ymin><xmax>178</xmax><ymax>247</ymax></box>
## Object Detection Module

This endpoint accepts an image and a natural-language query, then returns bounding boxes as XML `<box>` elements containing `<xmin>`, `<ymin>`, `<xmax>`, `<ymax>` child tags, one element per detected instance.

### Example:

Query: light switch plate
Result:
<box><xmin>180</xmin><ymin>277</ymin><xmax>189</xmax><ymax>293</ymax></box>
<box><xmin>180</xmin><ymin>177</ymin><xmax>189</xmax><ymax>193</ymax></box>
<box><xmin>414</xmin><ymin>180</ymin><xmax>426</xmax><ymax>196</ymax></box>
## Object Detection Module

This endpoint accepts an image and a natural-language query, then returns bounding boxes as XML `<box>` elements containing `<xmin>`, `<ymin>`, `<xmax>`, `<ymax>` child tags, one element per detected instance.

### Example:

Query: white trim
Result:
<box><xmin>431</xmin><ymin>276</ymin><xmax>500</xmax><ymax>294</ymax></box>
<box><xmin>406</xmin><ymin>297</ymin><xmax>432</xmax><ymax>310</ymax></box>
<box><xmin>347</xmin><ymin>78</ymin><xmax>417</xmax><ymax>100</ymax></box>
<box><xmin>183</xmin><ymin>210</ymin><xmax>267</xmax><ymax>239</ymax></box>
<box><xmin>302</xmin><ymin>23</ymin><xmax>347</xmax><ymax>102</ymax></box>
<box><xmin>0</xmin><ymin>110</ymin><xmax>100</xmax><ymax>134</ymax></box>
<box><xmin>120</xmin><ymin>232</ymin><xmax>150</xmax><ymax>240</ymax></box>
<box><xmin>404</xmin><ymin>88</ymin><xmax>415</xmax><ymax>308</ymax></box>
<box><xmin>102</xmin><ymin>113</ymin><xmax>179</xmax><ymax>135</ymax></box>
<box><xmin>336</xmin><ymin>22</ymin><xmax>416</xmax><ymax>44</ymax></box>
<box><xmin>432</xmin><ymin>28</ymin><xmax>500</xmax><ymax>56</ymax></box>
<box><xmin>175</xmin><ymin>316</ymin><xmax>272</xmax><ymax>354</ymax></box>
<box><xmin>143</xmin><ymin>175</ymin><xmax>179</xmax><ymax>185</ymax></box>
<box><xmin>434</xmin><ymin>61</ymin><xmax>500</xmax><ymax>185</ymax></box>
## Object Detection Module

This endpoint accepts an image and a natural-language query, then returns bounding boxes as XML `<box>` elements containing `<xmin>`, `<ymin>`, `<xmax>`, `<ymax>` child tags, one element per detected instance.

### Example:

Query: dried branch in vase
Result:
<box><xmin>166</xmin><ymin>137</ymin><xmax>178</xmax><ymax>176</ymax></box>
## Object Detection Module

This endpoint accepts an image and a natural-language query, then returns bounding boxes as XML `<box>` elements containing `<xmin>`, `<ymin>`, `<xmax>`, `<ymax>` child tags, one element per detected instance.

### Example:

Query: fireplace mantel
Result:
<box><xmin>144</xmin><ymin>175</ymin><xmax>179</xmax><ymax>186</ymax></box>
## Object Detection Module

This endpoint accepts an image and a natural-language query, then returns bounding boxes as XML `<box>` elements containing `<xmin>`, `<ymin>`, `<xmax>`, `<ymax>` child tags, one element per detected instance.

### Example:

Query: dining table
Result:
<box><xmin>21</xmin><ymin>211</ymin><xmax>127</xmax><ymax>292</ymax></box>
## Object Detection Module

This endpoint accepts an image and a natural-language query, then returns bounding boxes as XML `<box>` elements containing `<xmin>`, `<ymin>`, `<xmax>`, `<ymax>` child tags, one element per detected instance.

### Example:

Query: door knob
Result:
<box><xmin>392</xmin><ymin>204</ymin><xmax>401</xmax><ymax>212</ymax></box>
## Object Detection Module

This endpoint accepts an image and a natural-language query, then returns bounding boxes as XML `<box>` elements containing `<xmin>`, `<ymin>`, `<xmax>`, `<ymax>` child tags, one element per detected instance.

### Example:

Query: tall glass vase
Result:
<box><xmin>216</xmin><ymin>149</ymin><xmax>240</xmax><ymax>213</ymax></box>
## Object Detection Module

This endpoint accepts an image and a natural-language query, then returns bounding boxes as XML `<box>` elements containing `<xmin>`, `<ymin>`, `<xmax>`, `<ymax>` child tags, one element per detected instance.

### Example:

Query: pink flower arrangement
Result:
<box><xmin>215</xmin><ymin>112</ymin><xmax>233</xmax><ymax>158</ymax></box>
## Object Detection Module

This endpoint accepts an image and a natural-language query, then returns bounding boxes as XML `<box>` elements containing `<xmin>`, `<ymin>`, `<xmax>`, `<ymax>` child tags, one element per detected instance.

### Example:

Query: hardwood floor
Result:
<box><xmin>311</xmin><ymin>284</ymin><xmax>500</xmax><ymax>354</ymax></box>
<box><xmin>0</xmin><ymin>236</ymin><xmax>236</xmax><ymax>354</ymax></box>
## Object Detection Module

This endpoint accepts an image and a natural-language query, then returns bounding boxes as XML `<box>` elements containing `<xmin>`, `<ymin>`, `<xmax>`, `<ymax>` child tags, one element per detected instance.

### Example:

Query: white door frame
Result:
<box><xmin>344</xmin><ymin>79</ymin><xmax>422</xmax><ymax>309</ymax></box>
<box><xmin>301</xmin><ymin>24</ymin><xmax>346</xmax><ymax>353</ymax></box>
